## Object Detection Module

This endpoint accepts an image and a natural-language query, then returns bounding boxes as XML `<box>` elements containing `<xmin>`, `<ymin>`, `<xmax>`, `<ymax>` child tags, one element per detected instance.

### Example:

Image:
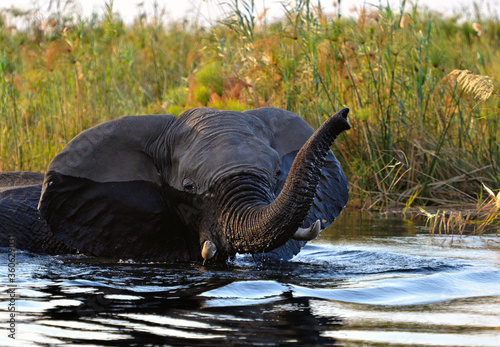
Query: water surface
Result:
<box><xmin>1</xmin><ymin>212</ymin><xmax>500</xmax><ymax>346</ymax></box>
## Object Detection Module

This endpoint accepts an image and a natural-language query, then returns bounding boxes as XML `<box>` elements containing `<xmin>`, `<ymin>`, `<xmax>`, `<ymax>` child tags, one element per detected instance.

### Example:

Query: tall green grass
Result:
<box><xmin>0</xmin><ymin>0</ymin><xmax>498</xmax><ymax>209</ymax></box>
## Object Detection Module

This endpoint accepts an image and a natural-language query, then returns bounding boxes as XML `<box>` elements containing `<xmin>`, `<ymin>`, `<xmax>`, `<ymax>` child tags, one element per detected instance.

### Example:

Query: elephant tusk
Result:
<box><xmin>292</xmin><ymin>219</ymin><xmax>321</xmax><ymax>241</ymax></box>
<box><xmin>201</xmin><ymin>240</ymin><xmax>217</xmax><ymax>264</ymax></box>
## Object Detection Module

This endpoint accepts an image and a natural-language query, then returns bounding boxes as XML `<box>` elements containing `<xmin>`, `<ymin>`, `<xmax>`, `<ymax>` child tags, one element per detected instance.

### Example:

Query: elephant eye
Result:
<box><xmin>182</xmin><ymin>178</ymin><xmax>197</xmax><ymax>193</ymax></box>
<box><xmin>274</xmin><ymin>168</ymin><xmax>282</xmax><ymax>179</ymax></box>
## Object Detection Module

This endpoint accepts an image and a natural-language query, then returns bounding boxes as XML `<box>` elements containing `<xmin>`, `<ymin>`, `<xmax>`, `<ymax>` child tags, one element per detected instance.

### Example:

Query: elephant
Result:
<box><xmin>0</xmin><ymin>107</ymin><xmax>350</xmax><ymax>262</ymax></box>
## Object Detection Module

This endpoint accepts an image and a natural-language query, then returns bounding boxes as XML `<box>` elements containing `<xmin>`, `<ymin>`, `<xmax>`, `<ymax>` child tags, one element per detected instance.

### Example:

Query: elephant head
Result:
<box><xmin>38</xmin><ymin>107</ymin><xmax>350</xmax><ymax>262</ymax></box>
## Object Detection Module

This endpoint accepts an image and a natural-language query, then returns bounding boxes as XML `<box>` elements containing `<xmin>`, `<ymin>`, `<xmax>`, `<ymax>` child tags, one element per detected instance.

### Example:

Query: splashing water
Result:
<box><xmin>1</xmin><ymin>212</ymin><xmax>500</xmax><ymax>346</ymax></box>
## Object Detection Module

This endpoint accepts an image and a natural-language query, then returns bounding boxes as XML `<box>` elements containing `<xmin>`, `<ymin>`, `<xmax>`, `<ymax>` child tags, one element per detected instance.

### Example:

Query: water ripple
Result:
<box><xmin>2</xmin><ymin>219</ymin><xmax>500</xmax><ymax>346</ymax></box>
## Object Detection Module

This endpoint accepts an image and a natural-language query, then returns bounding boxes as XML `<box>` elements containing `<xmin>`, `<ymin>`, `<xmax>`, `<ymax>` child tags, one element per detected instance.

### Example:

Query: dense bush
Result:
<box><xmin>0</xmin><ymin>0</ymin><xmax>498</xmax><ymax>209</ymax></box>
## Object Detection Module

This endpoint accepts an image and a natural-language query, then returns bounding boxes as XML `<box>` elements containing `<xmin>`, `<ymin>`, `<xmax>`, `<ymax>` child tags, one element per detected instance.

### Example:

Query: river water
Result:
<box><xmin>1</xmin><ymin>211</ymin><xmax>500</xmax><ymax>346</ymax></box>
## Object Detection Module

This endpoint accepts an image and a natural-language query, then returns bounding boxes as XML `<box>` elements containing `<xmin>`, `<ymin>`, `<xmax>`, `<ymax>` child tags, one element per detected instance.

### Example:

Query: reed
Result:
<box><xmin>419</xmin><ymin>184</ymin><xmax>500</xmax><ymax>235</ymax></box>
<box><xmin>0</xmin><ymin>0</ymin><xmax>498</xmax><ymax>214</ymax></box>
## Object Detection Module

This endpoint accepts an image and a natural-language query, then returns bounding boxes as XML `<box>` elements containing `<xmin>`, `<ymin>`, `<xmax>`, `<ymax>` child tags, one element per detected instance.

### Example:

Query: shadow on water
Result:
<box><xmin>1</xmin><ymin>211</ymin><xmax>500</xmax><ymax>346</ymax></box>
<box><xmin>16</xmin><ymin>260</ymin><xmax>343</xmax><ymax>346</ymax></box>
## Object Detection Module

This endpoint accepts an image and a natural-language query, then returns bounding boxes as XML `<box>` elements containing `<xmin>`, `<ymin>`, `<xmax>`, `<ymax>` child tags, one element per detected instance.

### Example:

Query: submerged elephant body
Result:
<box><xmin>0</xmin><ymin>107</ymin><xmax>350</xmax><ymax>262</ymax></box>
<box><xmin>0</xmin><ymin>172</ymin><xmax>71</xmax><ymax>254</ymax></box>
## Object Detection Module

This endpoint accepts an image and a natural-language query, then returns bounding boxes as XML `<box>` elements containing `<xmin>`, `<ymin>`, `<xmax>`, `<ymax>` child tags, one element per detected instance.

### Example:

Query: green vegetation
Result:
<box><xmin>0</xmin><ymin>0</ymin><xmax>499</xmax><ymax>212</ymax></box>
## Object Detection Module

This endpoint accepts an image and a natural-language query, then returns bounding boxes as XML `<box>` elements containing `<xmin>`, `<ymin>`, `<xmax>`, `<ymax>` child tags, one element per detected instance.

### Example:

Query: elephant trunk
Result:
<box><xmin>219</xmin><ymin>108</ymin><xmax>350</xmax><ymax>255</ymax></box>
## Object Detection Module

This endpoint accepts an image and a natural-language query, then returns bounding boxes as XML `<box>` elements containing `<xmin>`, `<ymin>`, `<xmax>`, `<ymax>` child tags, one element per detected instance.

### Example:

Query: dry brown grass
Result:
<box><xmin>420</xmin><ymin>184</ymin><xmax>500</xmax><ymax>235</ymax></box>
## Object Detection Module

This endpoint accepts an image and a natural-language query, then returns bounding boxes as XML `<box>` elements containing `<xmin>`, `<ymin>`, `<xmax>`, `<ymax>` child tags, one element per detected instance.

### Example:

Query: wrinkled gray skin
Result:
<box><xmin>0</xmin><ymin>107</ymin><xmax>350</xmax><ymax>262</ymax></box>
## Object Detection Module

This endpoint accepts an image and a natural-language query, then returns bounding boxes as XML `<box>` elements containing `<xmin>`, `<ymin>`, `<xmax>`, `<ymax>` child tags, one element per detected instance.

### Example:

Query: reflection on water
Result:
<box><xmin>1</xmin><ymin>211</ymin><xmax>500</xmax><ymax>346</ymax></box>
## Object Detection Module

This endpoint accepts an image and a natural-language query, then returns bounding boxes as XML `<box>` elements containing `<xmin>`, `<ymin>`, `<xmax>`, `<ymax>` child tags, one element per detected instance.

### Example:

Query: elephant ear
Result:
<box><xmin>38</xmin><ymin>114</ymin><xmax>186</xmax><ymax>260</ymax></box>
<box><xmin>246</xmin><ymin>108</ymin><xmax>349</xmax><ymax>261</ymax></box>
